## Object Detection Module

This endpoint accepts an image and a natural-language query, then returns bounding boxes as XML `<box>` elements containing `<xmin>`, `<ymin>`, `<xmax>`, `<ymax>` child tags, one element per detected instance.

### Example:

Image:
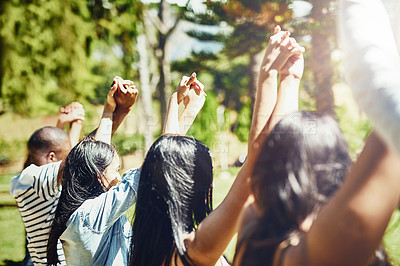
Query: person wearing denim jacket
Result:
<box><xmin>60</xmin><ymin>168</ymin><xmax>140</xmax><ymax>265</ymax></box>
<box><xmin>46</xmin><ymin>77</ymin><xmax>139</xmax><ymax>265</ymax></box>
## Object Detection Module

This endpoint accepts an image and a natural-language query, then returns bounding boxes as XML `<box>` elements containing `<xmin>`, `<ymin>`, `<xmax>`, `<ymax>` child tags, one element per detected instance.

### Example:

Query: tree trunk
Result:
<box><xmin>137</xmin><ymin>33</ymin><xmax>154</xmax><ymax>153</ymax></box>
<box><xmin>310</xmin><ymin>0</ymin><xmax>336</xmax><ymax>117</ymax></box>
<box><xmin>156</xmin><ymin>0</ymin><xmax>174</xmax><ymax>124</ymax></box>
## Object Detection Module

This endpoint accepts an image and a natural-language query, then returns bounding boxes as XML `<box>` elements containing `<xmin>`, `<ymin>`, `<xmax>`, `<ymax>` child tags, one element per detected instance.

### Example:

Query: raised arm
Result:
<box><xmin>265</xmin><ymin>39</ymin><xmax>304</xmax><ymax>135</ymax></box>
<box><xmin>111</xmin><ymin>76</ymin><xmax>139</xmax><ymax>135</ymax></box>
<box><xmin>163</xmin><ymin>73</ymin><xmax>205</xmax><ymax>135</ymax></box>
<box><xmin>184</xmin><ymin>27</ymin><xmax>303</xmax><ymax>265</ymax></box>
<box><xmin>285</xmin><ymin>132</ymin><xmax>400</xmax><ymax>266</ymax></box>
<box><xmin>89</xmin><ymin>76</ymin><xmax>138</xmax><ymax>141</ymax></box>
<box><xmin>94</xmin><ymin>83</ymin><xmax>118</xmax><ymax>144</ymax></box>
<box><xmin>249</xmin><ymin>26</ymin><xmax>304</xmax><ymax>161</ymax></box>
<box><xmin>178</xmin><ymin>76</ymin><xmax>206</xmax><ymax>135</ymax></box>
<box><xmin>56</xmin><ymin>102</ymin><xmax>85</xmax><ymax>147</ymax></box>
<box><xmin>339</xmin><ymin>0</ymin><xmax>400</xmax><ymax>154</ymax></box>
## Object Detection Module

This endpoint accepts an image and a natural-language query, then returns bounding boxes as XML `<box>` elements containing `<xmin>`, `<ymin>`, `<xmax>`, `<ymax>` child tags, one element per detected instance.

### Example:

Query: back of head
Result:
<box><xmin>130</xmin><ymin>135</ymin><xmax>213</xmax><ymax>266</ymax></box>
<box><xmin>236</xmin><ymin>111</ymin><xmax>352</xmax><ymax>265</ymax></box>
<box><xmin>24</xmin><ymin>126</ymin><xmax>71</xmax><ymax>168</ymax></box>
<box><xmin>47</xmin><ymin>137</ymin><xmax>115</xmax><ymax>265</ymax></box>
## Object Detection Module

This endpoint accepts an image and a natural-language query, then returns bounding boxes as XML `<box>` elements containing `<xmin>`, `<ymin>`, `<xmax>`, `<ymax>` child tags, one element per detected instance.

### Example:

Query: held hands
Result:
<box><xmin>104</xmin><ymin>76</ymin><xmax>139</xmax><ymax>115</ymax></box>
<box><xmin>56</xmin><ymin>102</ymin><xmax>85</xmax><ymax>130</ymax></box>
<box><xmin>112</xmin><ymin>76</ymin><xmax>139</xmax><ymax>112</ymax></box>
<box><xmin>260</xmin><ymin>25</ymin><xmax>305</xmax><ymax>76</ymax></box>
<box><xmin>163</xmin><ymin>72</ymin><xmax>206</xmax><ymax>135</ymax></box>
<box><xmin>176</xmin><ymin>72</ymin><xmax>206</xmax><ymax>117</ymax></box>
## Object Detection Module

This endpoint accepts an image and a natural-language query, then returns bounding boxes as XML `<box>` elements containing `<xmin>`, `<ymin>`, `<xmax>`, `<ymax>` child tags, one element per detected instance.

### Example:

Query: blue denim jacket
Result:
<box><xmin>60</xmin><ymin>168</ymin><xmax>140</xmax><ymax>266</ymax></box>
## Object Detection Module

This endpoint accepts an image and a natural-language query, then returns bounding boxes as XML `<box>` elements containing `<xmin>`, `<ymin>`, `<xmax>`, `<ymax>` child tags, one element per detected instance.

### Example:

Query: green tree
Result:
<box><xmin>0</xmin><ymin>0</ymin><xmax>97</xmax><ymax>115</ymax></box>
<box><xmin>87</xmin><ymin>0</ymin><xmax>143</xmax><ymax>104</ymax></box>
<box><xmin>183</xmin><ymin>0</ymin><xmax>292</xmax><ymax>106</ymax></box>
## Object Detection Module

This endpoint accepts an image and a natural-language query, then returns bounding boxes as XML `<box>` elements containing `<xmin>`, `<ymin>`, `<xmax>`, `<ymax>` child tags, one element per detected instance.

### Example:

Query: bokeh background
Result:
<box><xmin>0</xmin><ymin>0</ymin><xmax>399</xmax><ymax>265</ymax></box>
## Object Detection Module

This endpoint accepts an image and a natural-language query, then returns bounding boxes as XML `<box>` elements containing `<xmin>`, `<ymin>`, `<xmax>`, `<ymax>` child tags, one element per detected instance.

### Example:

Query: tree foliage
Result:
<box><xmin>0</xmin><ymin>0</ymin><xmax>97</xmax><ymax>115</ymax></box>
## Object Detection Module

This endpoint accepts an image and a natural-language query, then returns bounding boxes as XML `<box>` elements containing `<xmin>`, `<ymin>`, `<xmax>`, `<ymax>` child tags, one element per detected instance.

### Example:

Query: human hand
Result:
<box><xmin>112</xmin><ymin>76</ymin><xmax>139</xmax><ymax>111</ymax></box>
<box><xmin>175</xmin><ymin>72</ymin><xmax>206</xmax><ymax>104</ymax></box>
<box><xmin>280</xmin><ymin>39</ymin><xmax>305</xmax><ymax>79</ymax></box>
<box><xmin>182</xmin><ymin>73</ymin><xmax>206</xmax><ymax>116</ymax></box>
<box><xmin>105</xmin><ymin>82</ymin><xmax>118</xmax><ymax>113</ymax></box>
<box><xmin>56</xmin><ymin>102</ymin><xmax>85</xmax><ymax>129</ymax></box>
<box><xmin>260</xmin><ymin>25</ymin><xmax>305</xmax><ymax>75</ymax></box>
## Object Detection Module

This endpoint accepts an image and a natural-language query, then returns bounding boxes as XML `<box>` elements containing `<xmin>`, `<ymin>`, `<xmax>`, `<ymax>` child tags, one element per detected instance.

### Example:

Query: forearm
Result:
<box><xmin>248</xmin><ymin>71</ymin><xmax>278</xmax><ymax>156</ymax></box>
<box><xmin>111</xmin><ymin>106</ymin><xmax>131</xmax><ymax>136</ymax></box>
<box><xmin>265</xmin><ymin>75</ymin><xmax>299</xmax><ymax>134</ymax></box>
<box><xmin>339</xmin><ymin>0</ymin><xmax>400</xmax><ymax>154</ymax></box>
<box><xmin>94</xmin><ymin>104</ymin><xmax>114</xmax><ymax>144</ymax></box>
<box><xmin>305</xmin><ymin>132</ymin><xmax>400</xmax><ymax>265</ymax></box>
<box><xmin>56</xmin><ymin>119</ymin><xmax>66</xmax><ymax>130</ymax></box>
<box><xmin>162</xmin><ymin>93</ymin><xmax>180</xmax><ymax>135</ymax></box>
<box><xmin>187</xmin><ymin>162</ymin><xmax>252</xmax><ymax>265</ymax></box>
<box><xmin>178</xmin><ymin>109</ymin><xmax>197</xmax><ymax>136</ymax></box>
<box><xmin>69</xmin><ymin>121</ymin><xmax>83</xmax><ymax>147</ymax></box>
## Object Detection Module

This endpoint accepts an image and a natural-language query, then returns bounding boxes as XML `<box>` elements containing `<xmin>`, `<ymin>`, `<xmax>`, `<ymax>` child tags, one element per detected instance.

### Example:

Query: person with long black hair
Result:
<box><xmin>233</xmin><ymin>12</ymin><xmax>400</xmax><ymax>265</ymax></box>
<box><xmin>129</xmin><ymin>27</ymin><xmax>305</xmax><ymax>266</ymax></box>
<box><xmin>46</xmin><ymin>77</ymin><xmax>139</xmax><ymax>265</ymax></box>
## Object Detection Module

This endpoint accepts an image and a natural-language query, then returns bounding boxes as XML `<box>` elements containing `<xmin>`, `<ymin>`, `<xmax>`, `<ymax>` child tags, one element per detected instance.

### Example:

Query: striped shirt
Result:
<box><xmin>11</xmin><ymin>162</ymin><xmax>66</xmax><ymax>265</ymax></box>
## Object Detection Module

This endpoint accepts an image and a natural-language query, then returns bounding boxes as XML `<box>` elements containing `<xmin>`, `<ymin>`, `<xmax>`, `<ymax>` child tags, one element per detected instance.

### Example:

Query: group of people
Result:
<box><xmin>9</xmin><ymin>0</ymin><xmax>400</xmax><ymax>265</ymax></box>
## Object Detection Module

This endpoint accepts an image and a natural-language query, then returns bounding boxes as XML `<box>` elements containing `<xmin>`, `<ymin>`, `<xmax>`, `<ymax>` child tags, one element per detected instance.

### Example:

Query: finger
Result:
<box><xmin>281</xmin><ymin>36</ymin><xmax>290</xmax><ymax>47</ymax></box>
<box><xmin>111</xmin><ymin>77</ymin><xmax>119</xmax><ymax>87</ymax></box>
<box><xmin>291</xmin><ymin>45</ymin><xmax>305</xmax><ymax>54</ymax></box>
<box><xmin>191</xmin><ymin>82</ymin><xmax>206</xmax><ymax>96</ymax></box>
<box><xmin>274</xmin><ymin>25</ymin><xmax>281</xmax><ymax>34</ymax></box>
<box><xmin>195</xmin><ymin>79</ymin><xmax>204</xmax><ymax>91</ymax></box>
<box><xmin>117</xmin><ymin>79</ymin><xmax>126</xmax><ymax>93</ymax></box>
<box><xmin>122</xmin><ymin>80</ymin><xmax>134</xmax><ymax>86</ymax></box>
<box><xmin>109</xmin><ymin>83</ymin><xmax>118</xmax><ymax>96</ymax></box>
<box><xmin>271</xmin><ymin>29</ymin><xmax>289</xmax><ymax>44</ymax></box>
<box><xmin>186</xmin><ymin>72</ymin><xmax>196</xmax><ymax>87</ymax></box>
<box><xmin>65</xmin><ymin>105</ymin><xmax>72</xmax><ymax>114</ymax></box>
<box><xmin>180</xmin><ymin>76</ymin><xmax>189</xmax><ymax>87</ymax></box>
<box><xmin>288</xmin><ymin>37</ymin><xmax>297</xmax><ymax>46</ymax></box>
<box><xmin>74</xmin><ymin>114</ymin><xmax>85</xmax><ymax>121</ymax></box>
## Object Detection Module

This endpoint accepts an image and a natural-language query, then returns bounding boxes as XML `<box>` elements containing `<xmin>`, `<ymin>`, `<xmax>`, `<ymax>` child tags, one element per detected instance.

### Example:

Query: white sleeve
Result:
<box><xmin>10</xmin><ymin>161</ymin><xmax>61</xmax><ymax>200</ymax></box>
<box><xmin>338</xmin><ymin>0</ymin><xmax>400</xmax><ymax>153</ymax></box>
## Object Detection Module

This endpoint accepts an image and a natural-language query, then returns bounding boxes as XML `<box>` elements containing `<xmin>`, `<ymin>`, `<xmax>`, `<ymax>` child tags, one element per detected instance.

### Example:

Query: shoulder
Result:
<box><xmin>121</xmin><ymin>168</ymin><xmax>140</xmax><ymax>180</ymax></box>
<box><xmin>10</xmin><ymin>161</ymin><xmax>61</xmax><ymax>195</ymax></box>
<box><xmin>121</xmin><ymin>168</ymin><xmax>141</xmax><ymax>190</ymax></box>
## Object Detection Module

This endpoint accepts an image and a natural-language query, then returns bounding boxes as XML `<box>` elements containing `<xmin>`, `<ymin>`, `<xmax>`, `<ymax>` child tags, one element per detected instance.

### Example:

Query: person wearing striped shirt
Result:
<box><xmin>12</xmin><ymin>102</ymin><xmax>85</xmax><ymax>266</ymax></box>
<box><xmin>11</xmin><ymin>76</ymin><xmax>137</xmax><ymax>265</ymax></box>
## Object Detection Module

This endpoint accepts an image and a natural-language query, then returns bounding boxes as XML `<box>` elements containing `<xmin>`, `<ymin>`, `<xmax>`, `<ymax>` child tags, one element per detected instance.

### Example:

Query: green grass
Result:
<box><xmin>0</xmin><ymin>172</ymin><xmax>24</xmax><ymax>265</ymax></box>
<box><xmin>384</xmin><ymin>210</ymin><xmax>400</xmax><ymax>266</ymax></box>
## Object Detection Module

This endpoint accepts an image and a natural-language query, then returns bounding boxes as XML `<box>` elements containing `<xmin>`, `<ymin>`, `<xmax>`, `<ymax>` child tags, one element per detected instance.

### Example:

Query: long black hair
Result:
<box><xmin>129</xmin><ymin>135</ymin><xmax>213</xmax><ymax>266</ymax></box>
<box><xmin>47</xmin><ymin>138</ymin><xmax>116</xmax><ymax>265</ymax></box>
<box><xmin>234</xmin><ymin>111</ymin><xmax>353</xmax><ymax>266</ymax></box>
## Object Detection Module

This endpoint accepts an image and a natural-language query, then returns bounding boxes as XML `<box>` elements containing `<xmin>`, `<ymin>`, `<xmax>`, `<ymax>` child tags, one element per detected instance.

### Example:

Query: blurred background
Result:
<box><xmin>0</xmin><ymin>0</ymin><xmax>399</xmax><ymax>264</ymax></box>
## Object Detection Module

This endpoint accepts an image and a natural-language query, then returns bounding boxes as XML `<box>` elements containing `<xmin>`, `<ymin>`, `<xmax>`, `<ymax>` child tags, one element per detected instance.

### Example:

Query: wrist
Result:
<box><xmin>114</xmin><ymin>105</ymin><xmax>132</xmax><ymax>116</ymax></box>
<box><xmin>102</xmin><ymin>104</ymin><xmax>115</xmax><ymax>118</ymax></box>
<box><xmin>56</xmin><ymin>120</ymin><xmax>66</xmax><ymax>130</ymax></box>
<box><xmin>259</xmin><ymin>69</ymin><xmax>278</xmax><ymax>80</ymax></box>
<box><xmin>280</xmin><ymin>74</ymin><xmax>301</xmax><ymax>81</ymax></box>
